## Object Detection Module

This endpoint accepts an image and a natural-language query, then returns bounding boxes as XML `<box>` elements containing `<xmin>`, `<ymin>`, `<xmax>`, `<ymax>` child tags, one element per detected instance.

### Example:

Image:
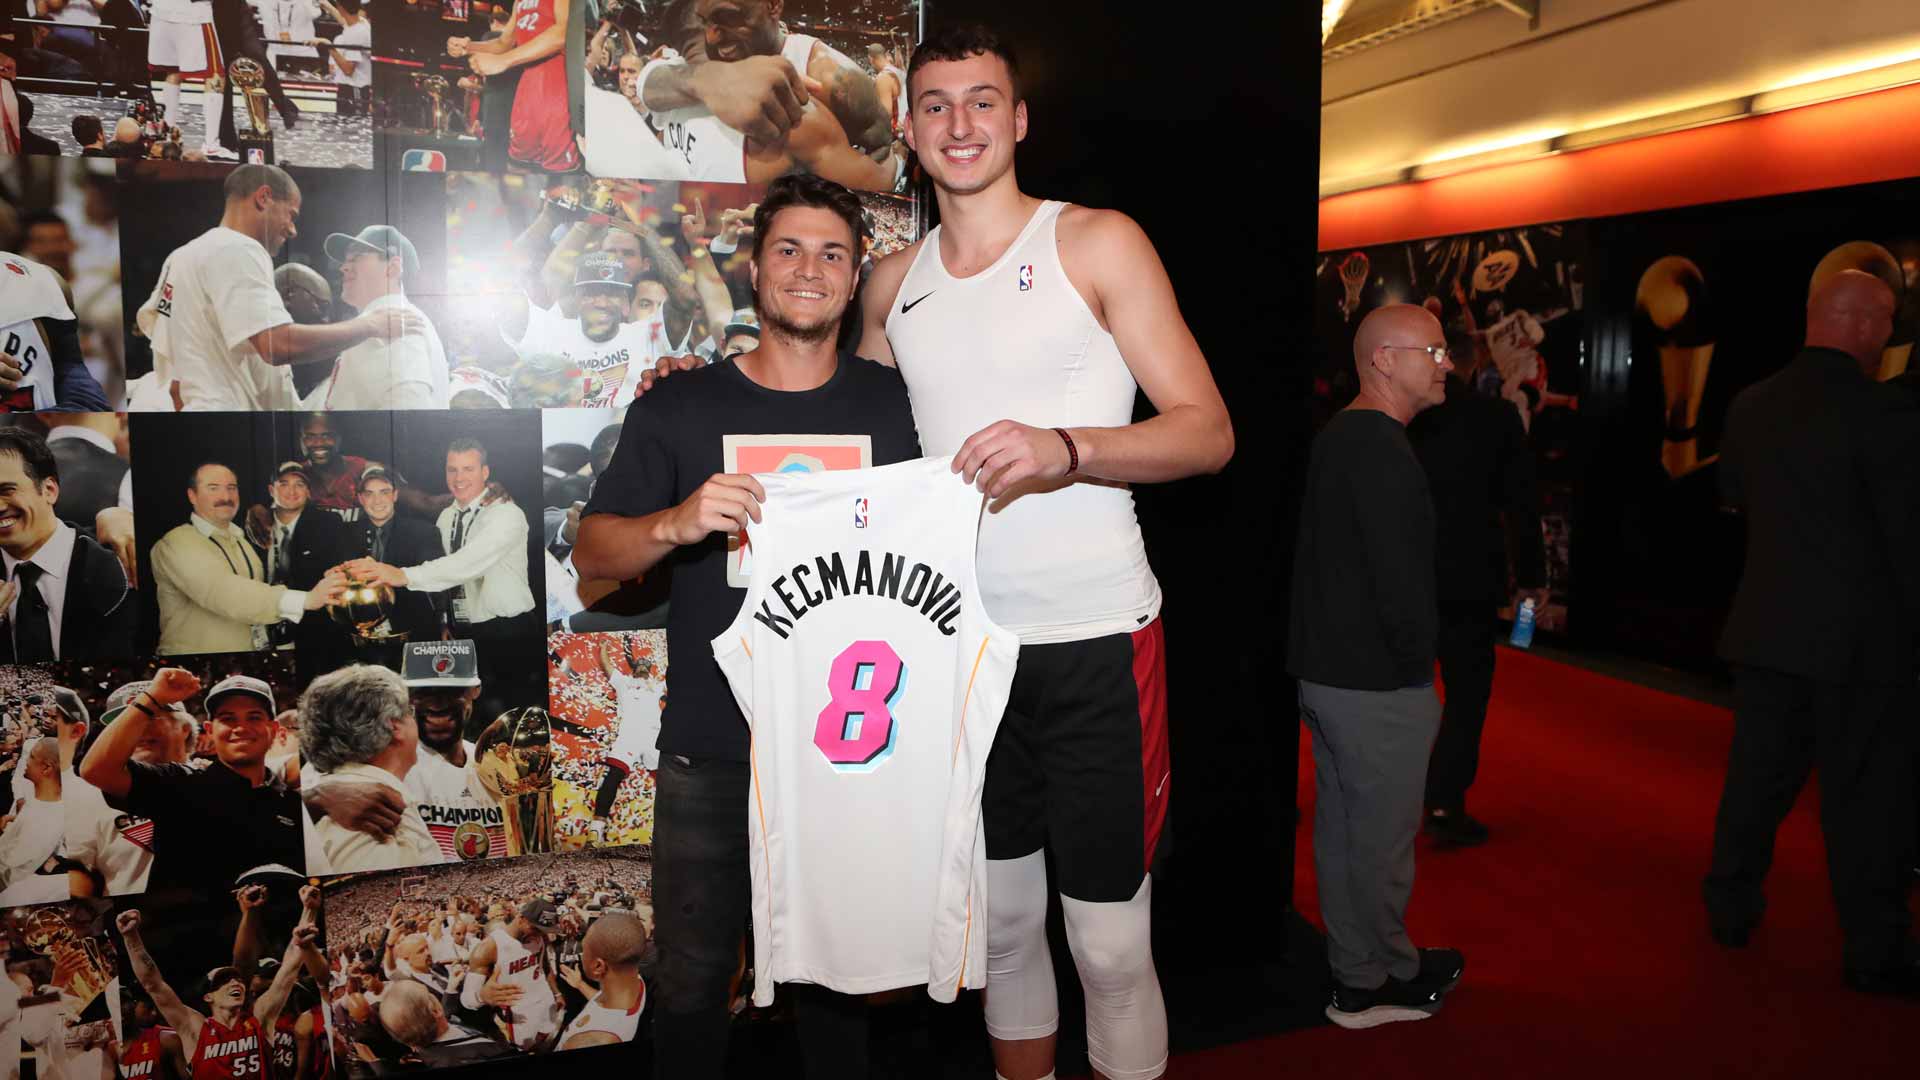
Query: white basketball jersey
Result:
<box><xmin>713</xmin><ymin>456</ymin><xmax>1019</xmax><ymax>1005</ymax></box>
<box><xmin>606</xmin><ymin>672</ymin><xmax>663</xmax><ymax>772</ymax></box>
<box><xmin>488</xmin><ymin>929</ymin><xmax>559</xmax><ymax>1041</ymax></box>
<box><xmin>559</xmin><ymin>987</ymin><xmax>644</xmax><ymax>1045</ymax></box>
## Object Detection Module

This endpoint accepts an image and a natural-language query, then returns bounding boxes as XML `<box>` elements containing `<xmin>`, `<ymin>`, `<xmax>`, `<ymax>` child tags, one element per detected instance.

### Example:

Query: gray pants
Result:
<box><xmin>1300</xmin><ymin>679</ymin><xmax>1442</xmax><ymax>988</ymax></box>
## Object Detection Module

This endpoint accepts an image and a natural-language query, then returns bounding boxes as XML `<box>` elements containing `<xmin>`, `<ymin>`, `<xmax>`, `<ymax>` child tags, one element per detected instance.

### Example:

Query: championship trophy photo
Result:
<box><xmin>327</xmin><ymin>574</ymin><xmax>406</xmax><ymax>646</ymax></box>
<box><xmin>474</xmin><ymin>705</ymin><xmax>556</xmax><ymax>855</ymax></box>
<box><xmin>229</xmin><ymin>58</ymin><xmax>279</xmax><ymax>164</ymax></box>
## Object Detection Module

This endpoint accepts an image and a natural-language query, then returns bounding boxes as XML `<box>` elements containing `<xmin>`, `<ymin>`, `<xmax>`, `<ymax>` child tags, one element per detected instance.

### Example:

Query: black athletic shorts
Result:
<box><xmin>982</xmin><ymin>618</ymin><xmax>1169</xmax><ymax>903</ymax></box>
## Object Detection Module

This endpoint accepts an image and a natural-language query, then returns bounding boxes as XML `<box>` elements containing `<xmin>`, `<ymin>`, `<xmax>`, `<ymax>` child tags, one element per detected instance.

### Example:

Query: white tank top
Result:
<box><xmin>559</xmin><ymin>986</ymin><xmax>644</xmax><ymax>1044</ymax></box>
<box><xmin>884</xmin><ymin>201</ymin><xmax>1162</xmax><ymax>643</ymax></box>
<box><xmin>713</xmin><ymin>456</ymin><xmax>1019</xmax><ymax>1005</ymax></box>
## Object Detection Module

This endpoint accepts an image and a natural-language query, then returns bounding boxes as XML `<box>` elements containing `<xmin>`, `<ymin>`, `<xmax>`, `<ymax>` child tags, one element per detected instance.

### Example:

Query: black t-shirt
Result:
<box><xmin>110</xmin><ymin>757</ymin><xmax>305</xmax><ymax>898</ymax></box>
<box><xmin>1287</xmin><ymin>409</ymin><xmax>1438</xmax><ymax>691</ymax></box>
<box><xmin>582</xmin><ymin>356</ymin><xmax>922</xmax><ymax>761</ymax></box>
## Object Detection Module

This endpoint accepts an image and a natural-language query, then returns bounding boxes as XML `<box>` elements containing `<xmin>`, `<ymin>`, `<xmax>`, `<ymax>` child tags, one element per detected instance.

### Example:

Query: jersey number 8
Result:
<box><xmin>814</xmin><ymin>640</ymin><xmax>905</xmax><ymax>772</ymax></box>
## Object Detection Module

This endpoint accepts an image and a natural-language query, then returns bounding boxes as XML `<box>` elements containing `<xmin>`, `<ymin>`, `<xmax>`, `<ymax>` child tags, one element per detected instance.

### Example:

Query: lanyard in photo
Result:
<box><xmin>207</xmin><ymin>532</ymin><xmax>261</xmax><ymax>582</ymax></box>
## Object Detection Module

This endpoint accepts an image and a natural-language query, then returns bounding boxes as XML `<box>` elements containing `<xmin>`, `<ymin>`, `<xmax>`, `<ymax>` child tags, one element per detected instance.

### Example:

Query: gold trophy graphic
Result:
<box><xmin>1810</xmin><ymin>241</ymin><xmax>1912</xmax><ymax>381</ymax></box>
<box><xmin>228</xmin><ymin>58</ymin><xmax>276</xmax><ymax>163</ymax></box>
<box><xmin>325</xmin><ymin>576</ymin><xmax>405</xmax><ymax>646</ymax></box>
<box><xmin>474</xmin><ymin>707</ymin><xmax>554</xmax><ymax>855</ymax></box>
<box><xmin>24</xmin><ymin>907</ymin><xmax>108</xmax><ymax>1013</ymax></box>
<box><xmin>416</xmin><ymin>73</ymin><xmax>452</xmax><ymax>136</ymax></box>
<box><xmin>1636</xmin><ymin>256</ymin><xmax>1715</xmax><ymax>478</ymax></box>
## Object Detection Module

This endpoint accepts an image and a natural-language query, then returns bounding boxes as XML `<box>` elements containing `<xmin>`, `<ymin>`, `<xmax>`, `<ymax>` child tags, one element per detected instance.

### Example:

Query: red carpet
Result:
<box><xmin>1171</xmin><ymin>648</ymin><xmax>1915</xmax><ymax>1077</ymax></box>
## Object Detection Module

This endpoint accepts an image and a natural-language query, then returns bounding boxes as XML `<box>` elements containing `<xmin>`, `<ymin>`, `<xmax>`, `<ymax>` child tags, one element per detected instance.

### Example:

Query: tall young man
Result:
<box><xmin>572</xmin><ymin>173</ymin><xmax>920</xmax><ymax>1079</ymax></box>
<box><xmin>858</xmin><ymin>25</ymin><xmax>1234</xmax><ymax>1080</ymax></box>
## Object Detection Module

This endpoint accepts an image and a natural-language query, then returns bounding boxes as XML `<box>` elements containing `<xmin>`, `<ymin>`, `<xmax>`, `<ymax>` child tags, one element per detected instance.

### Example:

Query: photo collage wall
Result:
<box><xmin>1</xmin><ymin>0</ymin><xmax>920</xmax><ymax>1074</ymax></box>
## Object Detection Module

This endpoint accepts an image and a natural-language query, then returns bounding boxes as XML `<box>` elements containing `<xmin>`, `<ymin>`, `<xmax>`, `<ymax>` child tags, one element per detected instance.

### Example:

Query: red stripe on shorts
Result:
<box><xmin>1133</xmin><ymin>619</ymin><xmax>1169</xmax><ymax>874</ymax></box>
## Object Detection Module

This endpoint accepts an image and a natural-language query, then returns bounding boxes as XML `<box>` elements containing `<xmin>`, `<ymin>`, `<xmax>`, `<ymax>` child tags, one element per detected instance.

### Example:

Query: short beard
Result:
<box><xmin>760</xmin><ymin>306</ymin><xmax>840</xmax><ymax>348</ymax></box>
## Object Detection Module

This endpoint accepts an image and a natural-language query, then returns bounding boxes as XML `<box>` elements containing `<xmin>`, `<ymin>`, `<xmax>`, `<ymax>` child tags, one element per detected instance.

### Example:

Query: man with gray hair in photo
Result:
<box><xmin>299</xmin><ymin>664</ymin><xmax>444</xmax><ymax>874</ymax></box>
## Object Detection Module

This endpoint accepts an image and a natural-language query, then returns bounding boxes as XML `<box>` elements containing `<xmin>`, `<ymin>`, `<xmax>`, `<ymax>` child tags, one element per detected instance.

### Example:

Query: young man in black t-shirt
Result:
<box><xmin>573</xmin><ymin>174</ymin><xmax>919</xmax><ymax>1079</ymax></box>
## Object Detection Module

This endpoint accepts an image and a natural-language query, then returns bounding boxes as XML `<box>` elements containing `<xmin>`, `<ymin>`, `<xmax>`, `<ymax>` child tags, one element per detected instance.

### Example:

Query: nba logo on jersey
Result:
<box><xmin>853</xmin><ymin>497</ymin><xmax>869</xmax><ymax>528</ymax></box>
<box><xmin>246</xmin><ymin>149</ymin><xmax>265</xmax><ymax>164</ymax></box>
<box><xmin>1017</xmin><ymin>264</ymin><xmax>1034</xmax><ymax>291</ymax></box>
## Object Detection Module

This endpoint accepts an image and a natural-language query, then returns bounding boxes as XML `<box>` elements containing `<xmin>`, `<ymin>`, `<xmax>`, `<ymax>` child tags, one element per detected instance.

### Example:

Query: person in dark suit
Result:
<box><xmin>257</xmin><ymin>461</ymin><xmax>353</xmax><ymax>680</ymax></box>
<box><xmin>1408</xmin><ymin>368</ymin><xmax>1549</xmax><ymax>846</ymax></box>
<box><xmin>42</xmin><ymin>413</ymin><xmax>128</xmax><ymax>527</ymax></box>
<box><xmin>0</xmin><ymin>428</ymin><xmax>135</xmax><ymax>662</ymax></box>
<box><xmin>1892</xmin><ymin>364</ymin><xmax>1920</xmax><ymax>886</ymax></box>
<box><xmin>208</xmin><ymin>0</ymin><xmax>302</xmax><ymax>151</ymax></box>
<box><xmin>341</xmin><ymin>464</ymin><xmax>445</xmax><ymax>668</ymax></box>
<box><xmin>1705</xmin><ymin>270</ymin><xmax>1920</xmax><ymax>997</ymax></box>
<box><xmin>13</xmin><ymin>95</ymin><xmax>61</xmax><ymax>156</ymax></box>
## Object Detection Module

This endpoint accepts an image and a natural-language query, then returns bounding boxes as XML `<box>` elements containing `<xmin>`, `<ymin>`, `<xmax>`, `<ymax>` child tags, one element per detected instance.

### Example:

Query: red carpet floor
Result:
<box><xmin>1169</xmin><ymin>647</ymin><xmax>1914</xmax><ymax>1077</ymax></box>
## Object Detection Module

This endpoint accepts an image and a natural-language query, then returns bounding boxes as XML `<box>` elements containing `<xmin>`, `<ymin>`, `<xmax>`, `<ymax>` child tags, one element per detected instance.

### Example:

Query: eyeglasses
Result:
<box><xmin>1381</xmin><ymin>344</ymin><xmax>1452</xmax><ymax>366</ymax></box>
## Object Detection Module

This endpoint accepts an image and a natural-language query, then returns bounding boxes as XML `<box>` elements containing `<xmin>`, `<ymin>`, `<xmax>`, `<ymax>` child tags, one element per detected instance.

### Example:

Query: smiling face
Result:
<box><xmin>445</xmin><ymin>449</ymin><xmax>489</xmax><ymax>505</ymax></box>
<box><xmin>630</xmin><ymin>280</ymin><xmax>667</xmax><ymax>326</ymax></box>
<box><xmin>208</xmin><ymin>695</ymin><xmax>277</xmax><ymax>770</ymax></box>
<box><xmin>252</xmin><ymin>186</ymin><xmax>302</xmax><ymax>257</ymax></box>
<box><xmin>576</xmin><ymin>284</ymin><xmax>629</xmax><ymax>343</ymax></box>
<box><xmin>271</xmin><ymin>471</ymin><xmax>310</xmax><ymax>514</ymax></box>
<box><xmin>694</xmin><ymin>0</ymin><xmax>780</xmax><ymax>62</ymax></box>
<box><xmin>203</xmin><ymin>972</ymin><xmax>247</xmax><ymax>1011</ymax></box>
<box><xmin>750</xmin><ymin>206</ymin><xmax>856</xmax><ymax>345</ymax></box>
<box><xmin>301</xmin><ymin>415</ymin><xmax>339</xmax><ymax>466</ymax></box>
<box><xmin>338</xmin><ymin>248</ymin><xmax>395</xmax><ymax>310</ymax></box>
<box><xmin>358</xmin><ymin>477</ymin><xmax>397</xmax><ymax>526</ymax></box>
<box><xmin>906</xmin><ymin>51</ymin><xmax>1026</xmax><ymax>198</ymax></box>
<box><xmin>0</xmin><ymin>451</ymin><xmax>58</xmax><ymax>559</ymax></box>
<box><xmin>187</xmin><ymin>464</ymin><xmax>241</xmax><ymax>528</ymax></box>
<box><xmin>131</xmin><ymin>710</ymin><xmax>193</xmax><ymax>765</ymax></box>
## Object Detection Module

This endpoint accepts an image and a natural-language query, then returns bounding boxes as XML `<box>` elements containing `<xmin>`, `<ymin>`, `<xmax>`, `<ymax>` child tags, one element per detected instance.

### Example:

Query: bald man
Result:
<box><xmin>1705</xmin><ymin>270</ymin><xmax>1920</xmax><ymax>998</ymax></box>
<box><xmin>1288</xmin><ymin>304</ymin><xmax>1464</xmax><ymax>1029</ymax></box>
<box><xmin>557</xmin><ymin>912</ymin><xmax>647</xmax><ymax>1048</ymax></box>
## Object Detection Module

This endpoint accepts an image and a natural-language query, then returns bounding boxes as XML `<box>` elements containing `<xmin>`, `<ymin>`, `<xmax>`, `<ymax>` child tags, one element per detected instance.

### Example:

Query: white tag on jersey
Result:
<box><xmin>712</xmin><ymin>456</ymin><xmax>1020</xmax><ymax>1005</ymax></box>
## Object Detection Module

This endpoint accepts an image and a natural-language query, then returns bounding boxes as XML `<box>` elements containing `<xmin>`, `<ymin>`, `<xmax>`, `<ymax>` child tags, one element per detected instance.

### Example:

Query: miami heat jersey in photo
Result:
<box><xmin>189</xmin><ymin>1015</ymin><xmax>266</xmax><ymax>1080</ymax></box>
<box><xmin>713</xmin><ymin>456</ymin><xmax>1019</xmax><ymax>1004</ymax></box>
<box><xmin>118</xmin><ymin>1026</ymin><xmax>172</xmax><ymax>1079</ymax></box>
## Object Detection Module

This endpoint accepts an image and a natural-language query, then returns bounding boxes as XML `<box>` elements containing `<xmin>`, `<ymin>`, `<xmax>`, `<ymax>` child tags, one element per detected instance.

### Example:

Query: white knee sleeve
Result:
<box><xmin>1062</xmin><ymin>876</ymin><xmax>1167</xmax><ymax>1080</ymax></box>
<box><xmin>984</xmin><ymin>850</ymin><xmax>1058</xmax><ymax>1041</ymax></box>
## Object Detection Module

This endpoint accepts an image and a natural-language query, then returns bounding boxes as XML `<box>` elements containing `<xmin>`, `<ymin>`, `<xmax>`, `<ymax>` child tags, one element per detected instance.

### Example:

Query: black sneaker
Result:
<box><xmin>1426</xmin><ymin>808</ymin><xmax>1490</xmax><ymax>847</ymax></box>
<box><xmin>1325</xmin><ymin>978</ymin><xmax>1443</xmax><ymax>1030</ymax></box>
<box><xmin>1413</xmin><ymin>947</ymin><xmax>1465</xmax><ymax>993</ymax></box>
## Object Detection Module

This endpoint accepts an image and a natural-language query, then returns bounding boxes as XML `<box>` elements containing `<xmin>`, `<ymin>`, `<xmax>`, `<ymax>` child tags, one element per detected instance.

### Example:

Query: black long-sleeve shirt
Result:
<box><xmin>1287</xmin><ymin>408</ymin><xmax>1438</xmax><ymax>691</ymax></box>
<box><xmin>1407</xmin><ymin>376</ymin><xmax>1547</xmax><ymax>618</ymax></box>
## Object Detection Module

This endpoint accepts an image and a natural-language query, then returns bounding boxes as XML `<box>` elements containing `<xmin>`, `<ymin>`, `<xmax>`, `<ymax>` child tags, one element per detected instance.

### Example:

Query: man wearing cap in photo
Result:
<box><xmin>0</xmin><ymin>427</ymin><xmax>137</xmax><ymax>663</ymax></box>
<box><xmin>298</xmin><ymin>665</ymin><xmax>444</xmax><ymax>874</ymax></box>
<box><xmin>497</xmin><ymin>251</ymin><xmax>670</xmax><ymax>409</ymax></box>
<box><xmin>307</xmin><ymin>225</ymin><xmax>450</xmax><ymax>411</ymax></box>
<box><xmin>152</xmin><ymin>461</ymin><xmax>350</xmax><ymax>656</ymax></box>
<box><xmin>717</xmin><ymin>308</ymin><xmax>759</xmax><ymax>362</ymax></box>
<box><xmin>79</xmin><ymin>667</ymin><xmax>306</xmax><ymax>901</ymax></box>
<box><xmin>260</xmin><ymin>460</ymin><xmax>353</xmax><ymax>665</ymax></box>
<box><xmin>63</xmin><ymin>680</ymin><xmax>198</xmax><ymax>898</ymax></box>
<box><xmin>457</xmin><ymin>897</ymin><xmax>564</xmax><ymax>1051</ymax></box>
<box><xmin>344</xmin><ymin>438</ymin><xmax>538</xmax><ymax>702</ymax></box>
<box><xmin>303</xmin><ymin>641</ymin><xmax>510</xmax><ymax>865</ymax></box>
<box><xmin>344</xmin><ymin>465</ymin><xmax>446</xmax><ymax>661</ymax></box>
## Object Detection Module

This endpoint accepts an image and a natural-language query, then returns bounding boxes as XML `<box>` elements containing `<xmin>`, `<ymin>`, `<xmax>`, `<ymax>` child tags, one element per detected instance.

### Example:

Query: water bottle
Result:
<box><xmin>1509</xmin><ymin>598</ymin><xmax>1537</xmax><ymax>649</ymax></box>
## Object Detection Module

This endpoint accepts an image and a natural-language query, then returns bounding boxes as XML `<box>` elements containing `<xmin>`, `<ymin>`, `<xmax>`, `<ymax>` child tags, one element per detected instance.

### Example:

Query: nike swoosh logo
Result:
<box><xmin>899</xmin><ymin>291</ymin><xmax>936</xmax><ymax>314</ymax></box>
<box><xmin>1154</xmin><ymin>772</ymin><xmax>1170</xmax><ymax>798</ymax></box>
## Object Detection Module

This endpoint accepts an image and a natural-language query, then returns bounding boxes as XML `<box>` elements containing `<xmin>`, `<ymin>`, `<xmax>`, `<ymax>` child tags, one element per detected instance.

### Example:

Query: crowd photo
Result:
<box><xmin>320</xmin><ymin>848</ymin><xmax>652</xmax><ymax>1074</ymax></box>
<box><xmin>3</xmin><ymin>0</ymin><xmax>376</xmax><ymax>167</ymax></box>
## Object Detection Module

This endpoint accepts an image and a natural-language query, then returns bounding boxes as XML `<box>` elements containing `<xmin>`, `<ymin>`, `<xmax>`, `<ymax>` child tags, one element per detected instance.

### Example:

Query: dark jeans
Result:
<box><xmin>1704</xmin><ymin>666</ymin><xmax>1917</xmax><ymax>972</ymax></box>
<box><xmin>652</xmin><ymin>752</ymin><xmax>870</xmax><ymax>1079</ymax></box>
<box><xmin>1425</xmin><ymin>613</ymin><xmax>1497</xmax><ymax>811</ymax></box>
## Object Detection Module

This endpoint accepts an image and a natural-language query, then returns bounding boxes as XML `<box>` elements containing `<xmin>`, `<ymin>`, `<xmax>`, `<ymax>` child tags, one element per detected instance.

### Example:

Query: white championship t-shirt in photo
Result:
<box><xmin>135</xmin><ymin>226</ymin><xmax>298</xmax><ymax>411</ymax></box>
<box><xmin>506</xmin><ymin>300</ymin><xmax>667</xmax><ymax>407</ymax></box>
